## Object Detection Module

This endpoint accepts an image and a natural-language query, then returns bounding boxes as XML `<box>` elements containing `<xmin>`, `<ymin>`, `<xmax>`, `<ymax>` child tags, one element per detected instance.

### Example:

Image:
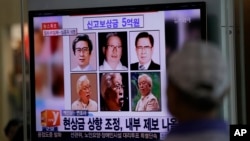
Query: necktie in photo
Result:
<box><xmin>139</xmin><ymin>65</ymin><xmax>145</xmax><ymax>70</ymax></box>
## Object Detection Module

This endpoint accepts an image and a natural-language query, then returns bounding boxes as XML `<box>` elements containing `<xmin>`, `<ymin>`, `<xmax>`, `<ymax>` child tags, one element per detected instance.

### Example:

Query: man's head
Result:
<box><xmin>4</xmin><ymin>119</ymin><xmax>21</xmax><ymax>141</ymax></box>
<box><xmin>167</xmin><ymin>41</ymin><xmax>229</xmax><ymax>120</ymax></box>
<box><xmin>135</xmin><ymin>32</ymin><xmax>154</xmax><ymax>65</ymax></box>
<box><xmin>102</xmin><ymin>32</ymin><xmax>123</xmax><ymax>65</ymax></box>
<box><xmin>101</xmin><ymin>73</ymin><xmax>124</xmax><ymax>110</ymax></box>
<box><xmin>76</xmin><ymin>75</ymin><xmax>92</xmax><ymax>104</ymax></box>
<box><xmin>72</xmin><ymin>34</ymin><xmax>93</xmax><ymax>68</ymax></box>
<box><xmin>138</xmin><ymin>74</ymin><xmax>152</xmax><ymax>96</ymax></box>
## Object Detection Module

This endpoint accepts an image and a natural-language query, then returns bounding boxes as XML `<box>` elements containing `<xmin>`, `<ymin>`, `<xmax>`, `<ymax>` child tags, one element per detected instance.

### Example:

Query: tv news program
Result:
<box><xmin>28</xmin><ymin>2</ymin><xmax>206</xmax><ymax>141</ymax></box>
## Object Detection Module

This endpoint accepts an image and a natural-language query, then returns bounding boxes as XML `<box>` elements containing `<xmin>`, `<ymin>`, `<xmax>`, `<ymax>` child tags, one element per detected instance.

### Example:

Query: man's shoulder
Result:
<box><xmin>121</xmin><ymin>65</ymin><xmax>128</xmax><ymax>70</ymax></box>
<box><xmin>146</xmin><ymin>94</ymin><xmax>159</xmax><ymax>105</ymax></box>
<box><xmin>72</xmin><ymin>66</ymin><xmax>80</xmax><ymax>71</ymax></box>
<box><xmin>85</xmin><ymin>65</ymin><xmax>94</xmax><ymax>71</ymax></box>
<box><xmin>142</xmin><ymin>93</ymin><xmax>158</xmax><ymax>104</ymax></box>
<box><xmin>147</xmin><ymin>93</ymin><xmax>157</xmax><ymax>99</ymax></box>
<box><xmin>72</xmin><ymin>99</ymin><xmax>80</xmax><ymax>104</ymax></box>
<box><xmin>130</xmin><ymin>62</ymin><xmax>139</xmax><ymax>70</ymax></box>
<box><xmin>71</xmin><ymin>99</ymin><xmax>81</xmax><ymax>109</ymax></box>
<box><xmin>99</xmin><ymin>65</ymin><xmax>104</xmax><ymax>70</ymax></box>
<box><xmin>149</xmin><ymin>61</ymin><xmax>160</xmax><ymax>70</ymax></box>
<box><xmin>89</xmin><ymin>99</ymin><xmax>97</xmax><ymax>106</ymax></box>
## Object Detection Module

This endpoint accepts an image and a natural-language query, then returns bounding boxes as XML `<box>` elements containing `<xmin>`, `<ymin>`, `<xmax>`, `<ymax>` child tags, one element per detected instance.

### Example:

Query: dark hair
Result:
<box><xmin>11</xmin><ymin>125</ymin><xmax>23</xmax><ymax>141</ymax></box>
<box><xmin>135</xmin><ymin>32</ymin><xmax>154</xmax><ymax>47</ymax></box>
<box><xmin>72</xmin><ymin>34</ymin><xmax>93</xmax><ymax>55</ymax></box>
<box><xmin>4</xmin><ymin>119</ymin><xmax>21</xmax><ymax>137</ymax></box>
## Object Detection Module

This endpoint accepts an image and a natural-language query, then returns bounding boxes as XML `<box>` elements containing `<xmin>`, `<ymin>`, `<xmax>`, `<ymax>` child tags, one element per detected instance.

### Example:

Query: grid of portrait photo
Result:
<box><xmin>69</xmin><ymin>30</ymin><xmax>162</xmax><ymax>112</ymax></box>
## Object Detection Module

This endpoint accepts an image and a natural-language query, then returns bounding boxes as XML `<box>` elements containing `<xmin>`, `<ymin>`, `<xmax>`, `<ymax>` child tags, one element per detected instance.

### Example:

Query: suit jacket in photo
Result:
<box><xmin>130</xmin><ymin>60</ymin><xmax>160</xmax><ymax>70</ymax></box>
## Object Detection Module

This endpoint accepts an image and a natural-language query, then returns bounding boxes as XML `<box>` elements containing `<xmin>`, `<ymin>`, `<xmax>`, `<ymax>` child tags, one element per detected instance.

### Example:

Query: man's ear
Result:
<box><xmin>151</xmin><ymin>46</ymin><xmax>154</xmax><ymax>53</ymax></box>
<box><xmin>102</xmin><ymin>46</ymin><xmax>106</xmax><ymax>55</ymax></box>
<box><xmin>148</xmin><ymin>83</ymin><xmax>152</xmax><ymax>88</ymax></box>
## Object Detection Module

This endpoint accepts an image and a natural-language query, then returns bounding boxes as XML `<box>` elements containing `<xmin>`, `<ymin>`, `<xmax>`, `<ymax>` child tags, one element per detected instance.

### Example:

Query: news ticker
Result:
<box><xmin>230</xmin><ymin>125</ymin><xmax>250</xmax><ymax>141</ymax></box>
<box><xmin>40</xmin><ymin>110</ymin><xmax>178</xmax><ymax>132</ymax></box>
<box><xmin>36</xmin><ymin>125</ymin><xmax>250</xmax><ymax>141</ymax></box>
<box><xmin>36</xmin><ymin>131</ymin><xmax>163</xmax><ymax>141</ymax></box>
<box><xmin>40</xmin><ymin>110</ymin><xmax>250</xmax><ymax>140</ymax></box>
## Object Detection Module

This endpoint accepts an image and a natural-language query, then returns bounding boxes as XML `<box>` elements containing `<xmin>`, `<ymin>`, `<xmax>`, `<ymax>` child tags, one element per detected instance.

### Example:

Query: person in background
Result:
<box><xmin>165</xmin><ymin>41</ymin><xmax>230</xmax><ymax>141</ymax></box>
<box><xmin>10</xmin><ymin>125</ymin><xmax>23</xmax><ymax>141</ymax></box>
<box><xmin>99</xmin><ymin>32</ymin><xmax>127</xmax><ymax>70</ymax></box>
<box><xmin>135</xmin><ymin>73</ymin><xmax>160</xmax><ymax>111</ymax></box>
<box><xmin>131</xmin><ymin>32</ymin><xmax>160</xmax><ymax>70</ymax></box>
<box><xmin>4</xmin><ymin>119</ymin><xmax>22</xmax><ymax>141</ymax></box>
<box><xmin>71</xmin><ymin>75</ymin><xmax>97</xmax><ymax>111</ymax></box>
<box><xmin>72</xmin><ymin>34</ymin><xmax>94</xmax><ymax>71</ymax></box>
<box><xmin>100</xmin><ymin>73</ymin><xmax>127</xmax><ymax>111</ymax></box>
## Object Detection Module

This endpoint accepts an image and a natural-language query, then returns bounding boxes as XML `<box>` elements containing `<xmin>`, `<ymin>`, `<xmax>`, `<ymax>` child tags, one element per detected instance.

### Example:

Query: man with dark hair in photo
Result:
<box><xmin>135</xmin><ymin>73</ymin><xmax>160</xmax><ymax>111</ymax></box>
<box><xmin>131</xmin><ymin>32</ymin><xmax>160</xmax><ymax>70</ymax></box>
<box><xmin>100</xmin><ymin>73</ymin><xmax>128</xmax><ymax>111</ymax></box>
<box><xmin>165</xmin><ymin>41</ymin><xmax>230</xmax><ymax>141</ymax></box>
<box><xmin>99</xmin><ymin>32</ymin><xmax>127</xmax><ymax>70</ymax></box>
<box><xmin>72</xmin><ymin>34</ymin><xmax>94</xmax><ymax>71</ymax></box>
<box><xmin>71</xmin><ymin>75</ymin><xmax>97</xmax><ymax>111</ymax></box>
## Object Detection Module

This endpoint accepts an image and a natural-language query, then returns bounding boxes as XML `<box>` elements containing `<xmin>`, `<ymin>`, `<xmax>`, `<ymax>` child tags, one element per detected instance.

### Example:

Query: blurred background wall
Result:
<box><xmin>0</xmin><ymin>0</ymin><xmax>27</xmax><ymax>141</ymax></box>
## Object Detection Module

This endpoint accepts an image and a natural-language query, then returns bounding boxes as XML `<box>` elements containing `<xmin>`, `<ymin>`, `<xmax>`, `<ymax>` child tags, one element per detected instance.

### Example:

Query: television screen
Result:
<box><xmin>29</xmin><ymin>2</ymin><xmax>206</xmax><ymax>141</ymax></box>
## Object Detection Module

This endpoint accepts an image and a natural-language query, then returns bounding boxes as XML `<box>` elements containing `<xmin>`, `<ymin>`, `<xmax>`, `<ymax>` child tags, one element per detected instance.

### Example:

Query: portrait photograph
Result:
<box><xmin>98</xmin><ymin>32</ymin><xmax>128</xmax><ymax>71</ymax></box>
<box><xmin>130</xmin><ymin>30</ymin><xmax>160</xmax><ymax>70</ymax></box>
<box><xmin>131</xmin><ymin>72</ymin><xmax>161</xmax><ymax>112</ymax></box>
<box><xmin>71</xmin><ymin>73</ymin><xmax>98</xmax><ymax>112</ymax></box>
<box><xmin>99</xmin><ymin>72</ymin><xmax>129</xmax><ymax>111</ymax></box>
<box><xmin>70</xmin><ymin>33</ymin><xmax>97</xmax><ymax>71</ymax></box>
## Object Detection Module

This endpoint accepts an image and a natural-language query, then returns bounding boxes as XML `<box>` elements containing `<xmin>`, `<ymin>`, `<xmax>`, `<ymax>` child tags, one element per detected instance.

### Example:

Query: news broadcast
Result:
<box><xmin>29</xmin><ymin>2</ymin><xmax>206</xmax><ymax>141</ymax></box>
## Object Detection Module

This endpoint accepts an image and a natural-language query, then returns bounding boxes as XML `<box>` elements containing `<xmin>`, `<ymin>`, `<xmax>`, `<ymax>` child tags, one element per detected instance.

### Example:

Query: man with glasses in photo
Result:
<box><xmin>72</xmin><ymin>34</ymin><xmax>94</xmax><ymax>71</ymax></box>
<box><xmin>100</xmin><ymin>73</ymin><xmax>128</xmax><ymax>111</ymax></box>
<box><xmin>131</xmin><ymin>32</ymin><xmax>160</xmax><ymax>70</ymax></box>
<box><xmin>99</xmin><ymin>32</ymin><xmax>128</xmax><ymax>70</ymax></box>
<box><xmin>71</xmin><ymin>75</ymin><xmax>97</xmax><ymax>111</ymax></box>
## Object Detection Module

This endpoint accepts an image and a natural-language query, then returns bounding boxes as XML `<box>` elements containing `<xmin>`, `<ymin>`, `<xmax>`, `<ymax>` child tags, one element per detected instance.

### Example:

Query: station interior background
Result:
<box><xmin>0</xmin><ymin>0</ymin><xmax>250</xmax><ymax>141</ymax></box>
<box><xmin>0</xmin><ymin>0</ymin><xmax>28</xmax><ymax>140</ymax></box>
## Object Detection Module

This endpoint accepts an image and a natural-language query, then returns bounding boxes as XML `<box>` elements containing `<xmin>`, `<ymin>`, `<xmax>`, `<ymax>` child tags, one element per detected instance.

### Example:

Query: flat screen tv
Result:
<box><xmin>29</xmin><ymin>2</ymin><xmax>206</xmax><ymax>141</ymax></box>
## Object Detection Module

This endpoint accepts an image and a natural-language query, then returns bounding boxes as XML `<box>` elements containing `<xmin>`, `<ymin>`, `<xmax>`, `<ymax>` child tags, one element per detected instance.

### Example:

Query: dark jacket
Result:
<box><xmin>130</xmin><ymin>61</ymin><xmax>160</xmax><ymax>70</ymax></box>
